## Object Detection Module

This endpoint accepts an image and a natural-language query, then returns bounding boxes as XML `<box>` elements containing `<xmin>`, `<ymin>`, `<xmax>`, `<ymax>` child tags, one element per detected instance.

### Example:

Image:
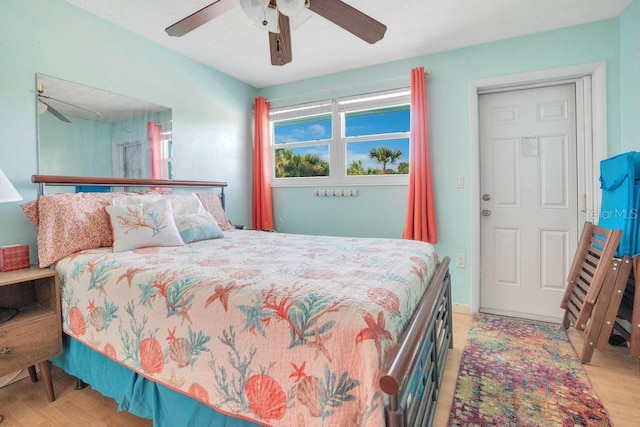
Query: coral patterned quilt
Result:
<box><xmin>55</xmin><ymin>230</ymin><xmax>438</xmax><ymax>426</ymax></box>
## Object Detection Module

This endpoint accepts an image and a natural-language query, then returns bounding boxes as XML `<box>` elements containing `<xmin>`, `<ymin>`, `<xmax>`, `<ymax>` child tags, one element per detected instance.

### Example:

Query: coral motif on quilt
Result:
<box><xmin>56</xmin><ymin>231</ymin><xmax>437</xmax><ymax>426</ymax></box>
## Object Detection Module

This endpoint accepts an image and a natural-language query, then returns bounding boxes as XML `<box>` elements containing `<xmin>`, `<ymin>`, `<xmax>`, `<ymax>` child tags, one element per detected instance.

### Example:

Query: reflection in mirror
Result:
<box><xmin>36</xmin><ymin>74</ymin><xmax>172</xmax><ymax>180</ymax></box>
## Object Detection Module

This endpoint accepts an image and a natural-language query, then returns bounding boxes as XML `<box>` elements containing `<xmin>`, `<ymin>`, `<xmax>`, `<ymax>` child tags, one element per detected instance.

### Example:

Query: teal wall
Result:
<box><xmin>38</xmin><ymin>113</ymin><xmax>113</xmax><ymax>177</ymax></box>
<box><xmin>260</xmin><ymin>19</ymin><xmax>624</xmax><ymax>306</ymax></box>
<box><xmin>0</xmin><ymin>0</ymin><xmax>257</xmax><ymax>257</ymax></box>
<box><xmin>620</xmin><ymin>0</ymin><xmax>640</xmax><ymax>150</ymax></box>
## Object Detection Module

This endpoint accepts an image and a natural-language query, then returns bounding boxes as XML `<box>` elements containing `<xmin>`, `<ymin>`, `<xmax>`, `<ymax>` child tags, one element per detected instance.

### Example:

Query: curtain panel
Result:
<box><xmin>252</xmin><ymin>97</ymin><xmax>275</xmax><ymax>230</ymax></box>
<box><xmin>402</xmin><ymin>67</ymin><xmax>437</xmax><ymax>243</ymax></box>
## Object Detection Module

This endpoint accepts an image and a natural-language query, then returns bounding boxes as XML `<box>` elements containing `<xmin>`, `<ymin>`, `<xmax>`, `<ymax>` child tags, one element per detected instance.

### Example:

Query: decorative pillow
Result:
<box><xmin>111</xmin><ymin>193</ymin><xmax>162</xmax><ymax>206</ymax></box>
<box><xmin>197</xmin><ymin>193</ymin><xmax>234</xmax><ymax>231</ymax></box>
<box><xmin>21</xmin><ymin>199</ymin><xmax>39</xmax><ymax>226</ymax></box>
<box><xmin>113</xmin><ymin>193</ymin><xmax>224</xmax><ymax>243</ymax></box>
<box><xmin>164</xmin><ymin>193</ymin><xmax>224</xmax><ymax>242</ymax></box>
<box><xmin>173</xmin><ymin>211</ymin><xmax>224</xmax><ymax>243</ymax></box>
<box><xmin>35</xmin><ymin>192</ymin><xmax>139</xmax><ymax>267</ymax></box>
<box><xmin>105</xmin><ymin>199</ymin><xmax>185</xmax><ymax>252</ymax></box>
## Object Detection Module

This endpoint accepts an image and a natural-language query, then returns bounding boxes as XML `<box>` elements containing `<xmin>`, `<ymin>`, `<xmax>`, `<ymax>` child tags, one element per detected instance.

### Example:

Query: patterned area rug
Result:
<box><xmin>448</xmin><ymin>313</ymin><xmax>611</xmax><ymax>427</ymax></box>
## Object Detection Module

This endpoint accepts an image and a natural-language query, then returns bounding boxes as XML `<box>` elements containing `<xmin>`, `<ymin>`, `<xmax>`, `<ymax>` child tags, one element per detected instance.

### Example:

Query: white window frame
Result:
<box><xmin>270</xmin><ymin>89</ymin><xmax>411</xmax><ymax>187</ymax></box>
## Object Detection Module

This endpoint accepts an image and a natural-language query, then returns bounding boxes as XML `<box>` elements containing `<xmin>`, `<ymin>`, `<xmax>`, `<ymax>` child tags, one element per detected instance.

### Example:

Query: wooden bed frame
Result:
<box><xmin>32</xmin><ymin>174</ymin><xmax>454</xmax><ymax>427</ymax></box>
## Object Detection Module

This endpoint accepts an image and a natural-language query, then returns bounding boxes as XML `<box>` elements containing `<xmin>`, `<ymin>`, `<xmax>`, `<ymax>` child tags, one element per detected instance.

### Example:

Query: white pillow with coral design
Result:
<box><xmin>105</xmin><ymin>198</ymin><xmax>185</xmax><ymax>252</ymax></box>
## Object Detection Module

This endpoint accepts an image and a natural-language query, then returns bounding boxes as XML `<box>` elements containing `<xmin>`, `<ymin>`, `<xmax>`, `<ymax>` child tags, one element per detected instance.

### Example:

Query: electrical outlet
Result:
<box><xmin>455</xmin><ymin>253</ymin><xmax>466</xmax><ymax>268</ymax></box>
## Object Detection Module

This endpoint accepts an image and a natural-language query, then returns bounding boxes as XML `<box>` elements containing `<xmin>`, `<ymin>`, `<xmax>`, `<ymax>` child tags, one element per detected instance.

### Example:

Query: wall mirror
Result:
<box><xmin>36</xmin><ymin>73</ymin><xmax>172</xmax><ymax>180</ymax></box>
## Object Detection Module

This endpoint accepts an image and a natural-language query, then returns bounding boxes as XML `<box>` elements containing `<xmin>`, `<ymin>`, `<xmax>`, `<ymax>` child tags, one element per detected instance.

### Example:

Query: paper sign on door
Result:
<box><xmin>521</xmin><ymin>135</ymin><xmax>539</xmax><ymax>157</ymax></box>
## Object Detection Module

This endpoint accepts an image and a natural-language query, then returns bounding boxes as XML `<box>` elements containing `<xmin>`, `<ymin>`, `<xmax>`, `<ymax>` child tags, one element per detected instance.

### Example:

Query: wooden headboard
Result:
<box><xmin>31</xmin><ymin>175</ymin><xmax>228</xmax><ymax>208</ymax></box>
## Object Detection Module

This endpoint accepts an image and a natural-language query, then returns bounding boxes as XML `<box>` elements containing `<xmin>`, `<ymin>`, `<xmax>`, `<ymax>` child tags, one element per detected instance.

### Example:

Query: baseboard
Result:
<box><xmin>452</xmin><ymin>303</ymin><xmax>471</xmax><ymax>314</ymax></box>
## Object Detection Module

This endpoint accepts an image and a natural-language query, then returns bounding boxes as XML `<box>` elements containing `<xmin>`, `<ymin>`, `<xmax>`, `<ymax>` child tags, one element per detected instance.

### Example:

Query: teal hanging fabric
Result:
<box><xmin>598</xmin><ymin>151</ymin><xmax>640</xmax><ymax>257</ymax></box>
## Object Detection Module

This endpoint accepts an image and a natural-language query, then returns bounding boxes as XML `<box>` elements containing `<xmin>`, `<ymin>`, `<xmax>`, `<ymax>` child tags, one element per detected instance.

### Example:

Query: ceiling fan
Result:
<box><xmin>37</xmin><ymin>83</ymin><xmax>101</xmax><ymax>123</ymax></box>
<box><xmin>165</xmin><ymin>0</ymin><xmax>387</xmax><ymax>66</ymax></box>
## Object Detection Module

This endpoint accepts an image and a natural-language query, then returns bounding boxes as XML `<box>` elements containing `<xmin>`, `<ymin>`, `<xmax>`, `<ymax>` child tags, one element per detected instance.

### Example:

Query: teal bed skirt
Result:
<box><xmin>52</xmin><ymin>334</ymin><xmax>261</xmax><ymax>427</ymax></box>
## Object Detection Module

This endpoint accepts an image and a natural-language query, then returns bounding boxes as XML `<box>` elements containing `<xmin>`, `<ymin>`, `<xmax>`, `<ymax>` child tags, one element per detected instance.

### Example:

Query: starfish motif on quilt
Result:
<box><xmin>116</xmin><ymin>268</ymin><xmax>148</xmax><ymax>288</ymax></box>
<box><xmin>204</xmin><ymin>282</ymin><xmax>237</xmax><ymax>311</ymax></box>
<box><xmin>177</xmin><ymin>300</ymin><xmax>193</xmax><ymax>325</ymax></box>
<box><xmin>355</xmin><ymin>311</ymin><xmax>392</xmax><ymax>368</ymax></box>
<box><xmin>308</xmin><ymin>326</ymin><xmax>333</xmax><ymax>362</ymax></box>
<box><xmin>166</xmin><ymin>327</ymin><xmax>177</xmax><ymax>343</ymax></box>
<box><xmin>239</xmin><ymin>299</ymin><xmax>270</xmax><ymax>337</ymax></box>
<box><xmin>289</xmin><ymin>361</ymin><xmax>307</xmax><ymax>383</ymax></box>
<box><xmin>137</xmin><ymin>281</ymin><xmax>159</xmax><ymax>308</ymax></box>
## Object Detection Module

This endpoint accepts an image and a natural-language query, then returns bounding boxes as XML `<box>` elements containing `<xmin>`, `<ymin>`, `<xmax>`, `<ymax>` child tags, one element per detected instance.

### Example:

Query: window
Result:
<box><xmin>270</xmin><ymin>89</ymin><xmax>410</xmax><ymax>186</ymax></box>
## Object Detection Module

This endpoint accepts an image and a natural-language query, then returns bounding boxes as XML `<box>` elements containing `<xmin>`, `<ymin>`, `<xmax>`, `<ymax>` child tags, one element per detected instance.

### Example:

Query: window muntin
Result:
<box><xmin>270</xmin><ymin>89</ymin><xmax>410</xmax><ymax>186</ymax></box>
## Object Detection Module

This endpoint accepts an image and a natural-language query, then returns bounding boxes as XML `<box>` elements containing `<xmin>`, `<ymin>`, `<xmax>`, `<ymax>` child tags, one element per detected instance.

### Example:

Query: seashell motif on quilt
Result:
<box><xmin>188</xmin><ymin>382</ymin><xmax>210</xmax><ymax>404</ymax></box>
<box><xmin>68</xmin><ymin>306</ymin><xmax>86</xmax><ymax>336</ymax></box>
<box><xmin>168</xmin><ymin>338</ymin><xmax>191</xmax><ymax>368</ymax></box>
<box><xmin>139</xmin><ymin>337</ymin><xmax>164</xmax><ymax>375</ymax></box>
<box><xmin>296</xmin><ymin>375</ymin><xmax>325</xmax><ymax>418</ymax></box>
<box><xmin>103</xmin><ymin>343</ymin><xmax>117</xmax><ymax>360</ymax></box>
<box><xmin>244</xmin><ymin>374</ymin><xmax>287</xmax><ymax>422</ymax></box>
<box><xmin>367</xmin><ymin>288</ymin><xmax>400</xmax><ymax>315</ymax></box>
<box><xmin>198</xmin><ymin>258</ymin><xmax>230</xmax><ymax>267</ymax></box>
<box><xmin>133</xmin><ymin>247</ymin><xmax>160</xmax><ymax>255</ymax></box>
<box><xmin>89</xmin><ymin>306</ymin><xmax>105</xmax><ymax>331</ymax></box>
<box><xmin>230</xmin><ymin>269</ymin><xmax>261</xmax><ymax>280</ymax></box>
<box><xmin>303</xmin><ymin>270</ymin><xmax>340</xmax><ymax>280</ymax></box>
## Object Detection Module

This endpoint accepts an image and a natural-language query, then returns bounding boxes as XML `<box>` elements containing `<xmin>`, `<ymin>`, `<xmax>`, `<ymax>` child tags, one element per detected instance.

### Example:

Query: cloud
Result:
<box><xmin>307</xmin><ymin>124</ymin><xmax>328</xmax><ymax>138</ymax></box>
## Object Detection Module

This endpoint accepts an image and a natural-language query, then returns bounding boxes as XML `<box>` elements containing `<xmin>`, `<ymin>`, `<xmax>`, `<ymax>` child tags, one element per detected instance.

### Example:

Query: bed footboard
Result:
<box><xmin>380</xmin><ymin>256</ymin><xmax>453</xmax><ymax>427</ymax></box>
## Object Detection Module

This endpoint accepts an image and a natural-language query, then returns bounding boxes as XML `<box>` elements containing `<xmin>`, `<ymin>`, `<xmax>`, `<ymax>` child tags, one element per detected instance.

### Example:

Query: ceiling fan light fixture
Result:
<box><xmin>37</xmin><ymin>100</ymin><xmax>48</xmax><ymax>114</ymax></box>
<box><xmin>277</xmin><ymin>0</ymin><xmax>306</xmax><ymax>17</ymax></box>
<box><xmin>288</xmin><ymin>7</ymin><xmax>312</xmax><ymax>29</ymax></box>
<box><xmin>239</xmin><ymin>0</ymin><xmax>270</xmax><ymax>22</ymax></box>
<box><xmin>257</xmin><ymin>6</ymin><xmax>279</xmax><ymax>33</ymax></box>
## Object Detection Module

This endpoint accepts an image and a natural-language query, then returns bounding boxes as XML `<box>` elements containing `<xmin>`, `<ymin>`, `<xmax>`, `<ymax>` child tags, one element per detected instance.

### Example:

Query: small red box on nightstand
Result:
<box><xmin>0</xmin><ymin>244</ymin><xmax>30</xmax><ymax>272</ymax></box>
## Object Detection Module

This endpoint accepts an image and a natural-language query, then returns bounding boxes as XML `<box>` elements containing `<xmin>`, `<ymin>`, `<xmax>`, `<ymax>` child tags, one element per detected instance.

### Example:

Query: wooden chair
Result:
<box><xmin>584</xmin><ymin>256</ymin><xmax>632</xmax><ymax>362</ymax></box>
<box><xmin>594</xmin><ymin>255</ymin><xmax>640</xmax><ymax>357</ymax></box>
<box><xmin>561</xmin><ymin>222</ymin><xmax>622</xmax><ymax>362</ymax></box>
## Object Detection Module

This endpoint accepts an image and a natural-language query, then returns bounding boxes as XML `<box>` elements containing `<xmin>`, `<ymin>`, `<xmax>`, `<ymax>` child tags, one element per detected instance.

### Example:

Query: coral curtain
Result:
<box><xmin>402</xmin><ymin>67</ymin><xmax>437</xmax><ymax>243</ymax></box>
<box><xmin>147</xmin><ymin>121</ymin><xmax>164</xmax><ymax>179</ymax></box>
<box><xmin>252</xmin><ymin>97</ymin><xmax>275</xmax><ymax>230</ymax></box>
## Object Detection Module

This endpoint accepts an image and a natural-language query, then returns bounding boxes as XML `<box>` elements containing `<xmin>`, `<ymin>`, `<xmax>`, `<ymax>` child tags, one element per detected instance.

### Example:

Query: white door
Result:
<box><xmin>479</xmin><ymin>84</ymin><xmax>578</xmax><ymax>321</ymax></box>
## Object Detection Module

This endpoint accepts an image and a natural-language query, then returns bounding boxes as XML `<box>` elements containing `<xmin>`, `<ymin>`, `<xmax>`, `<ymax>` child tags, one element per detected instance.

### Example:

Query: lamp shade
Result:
<box><xmin>0</xmin><ymin>168</ymin><xmax>22</xmax><ymax>203</ymax></box>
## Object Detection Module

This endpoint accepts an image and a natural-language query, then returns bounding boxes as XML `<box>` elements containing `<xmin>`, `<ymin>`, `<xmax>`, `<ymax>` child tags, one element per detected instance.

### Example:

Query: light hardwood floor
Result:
<box><xmin>1</xmin><ymin>313</ymin><xmax>638</xmax><ymax>426</ymax></box>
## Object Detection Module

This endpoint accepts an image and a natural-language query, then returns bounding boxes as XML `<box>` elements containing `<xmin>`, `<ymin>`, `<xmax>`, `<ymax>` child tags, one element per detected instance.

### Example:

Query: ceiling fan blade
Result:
<box><xmin>165</xmin><ymin>0</ymin><xmax>236</xmax><ymax>37</ymax></box>
<box><xmin>40</xmin><ymin>100</ymin><xmax>71</xmax><ymax>123</ymax></box>
<box><xmin>38</xmin><ymin>94</ymin><xmax>101</xmax><ymax>116</ymax></box>
<box><xmin>308</xmin><ymin>0</ymin><xmax>386</xmax><ymax>44</ymax></box>
<box><xmin>269</xmin><ymin>12</ymin><xmax>292</xmax><ymax>66</ymax></box>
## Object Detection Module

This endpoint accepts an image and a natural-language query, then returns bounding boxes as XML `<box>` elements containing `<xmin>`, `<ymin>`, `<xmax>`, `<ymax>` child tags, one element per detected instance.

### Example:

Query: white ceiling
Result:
<box><xmin>65</xmin><ymin>0</ymin><xmax>631</xmax><ymax>88</ymax></box>
<box><xmin>37</xmin><ymin>73</ymin><xmax>169</xmax><ymax>122</ymax></box>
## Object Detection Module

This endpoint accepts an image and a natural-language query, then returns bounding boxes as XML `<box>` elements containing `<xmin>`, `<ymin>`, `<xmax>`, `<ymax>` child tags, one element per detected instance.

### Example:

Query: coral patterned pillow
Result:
<box><xmin>105</xmin><ymin>198</ymin><xmax>185</xmax><ymax>252</ymax></box>
<box><xmin>36</xmin><ymin>192</ymin><xmax>137</xmax><ymax>267</ymax></box>
<box><xmin>21</xmin><ymin>199</ymin><xmax>39</xmax><ymax>226</ymax></box>
<box><xmin>197</xmin><ymin>193</ymin><xmax>234</xmax><ymax>231</ymax></box>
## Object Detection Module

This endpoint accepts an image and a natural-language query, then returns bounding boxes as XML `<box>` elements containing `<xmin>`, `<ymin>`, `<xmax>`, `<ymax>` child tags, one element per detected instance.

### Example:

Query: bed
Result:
<box><xmin>26</xmin><ymin>175</ymin><xmax>453</xmax><ymax>427</ymax></box>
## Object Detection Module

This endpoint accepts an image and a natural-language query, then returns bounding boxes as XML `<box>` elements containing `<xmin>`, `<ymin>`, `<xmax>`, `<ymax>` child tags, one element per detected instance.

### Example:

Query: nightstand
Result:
<box><xmin>0</xmin><ymin>267</ymin><xmax>61</xmax><ymax>402</ymax></box>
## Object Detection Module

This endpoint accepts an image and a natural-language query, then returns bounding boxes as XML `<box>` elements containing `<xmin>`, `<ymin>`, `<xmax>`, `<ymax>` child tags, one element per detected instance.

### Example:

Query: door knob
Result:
<box><xmin>482</xmin><ymin>209</ymin><xmax>491</xmax><ymax>217</ymax></box>
<box><xmin>482</xmin><ymin>193</ymin><xmax>491</xmax><ymax>201</ymax></box>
